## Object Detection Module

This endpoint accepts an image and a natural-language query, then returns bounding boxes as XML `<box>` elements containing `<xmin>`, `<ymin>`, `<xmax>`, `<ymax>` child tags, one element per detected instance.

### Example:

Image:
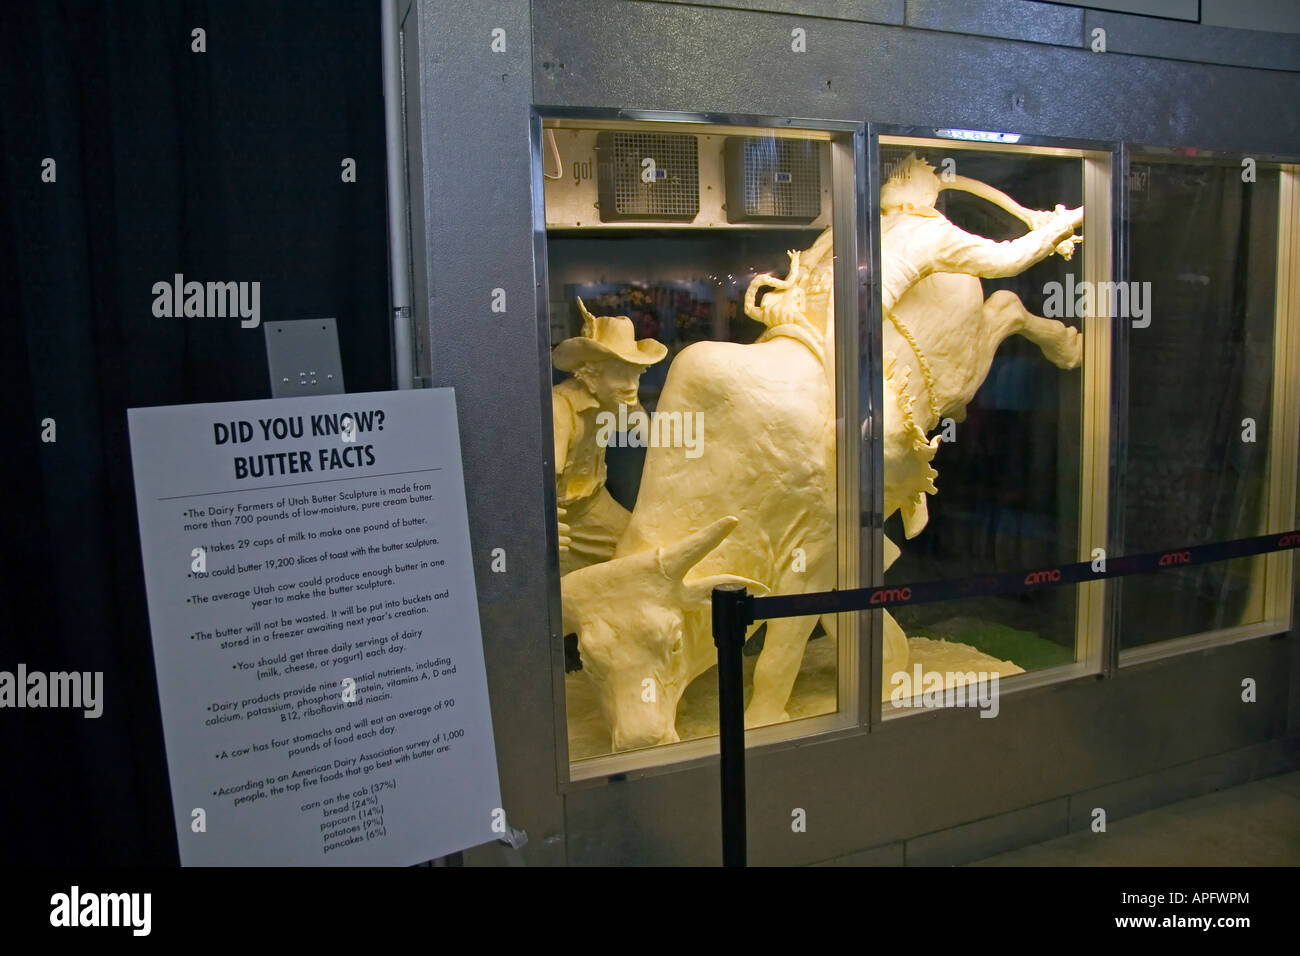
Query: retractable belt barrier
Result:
<box><xmin>752</xmin><ymin>529</ymin><xmax>1300</xmax><ymax>620</ymax></box>
<box><xmin>710</xmin><ymin>528</ymin><xmax>1300</xmax><ymax>867</ymax></box>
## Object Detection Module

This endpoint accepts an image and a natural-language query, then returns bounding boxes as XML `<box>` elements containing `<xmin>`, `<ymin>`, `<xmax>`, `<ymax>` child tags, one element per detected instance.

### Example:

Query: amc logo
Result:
<box><xmin>1158</xmin><ymin>551</ymin><xmax>1192</xmax><ymax>566</ymax></box>
<box><xmin>1023</xmin><ymin>569</ymin><xmax>1061</xmax><ymax>585</ymax></box>
<box><xmin>870</xmin><ymin>587</ymin><xmax>912</xmax><ymax>605</ymax></box>
<box><xmin>1278</xmin><ymin>532</ymin><xmax>1300</xmax><ymax>548</ymax></box>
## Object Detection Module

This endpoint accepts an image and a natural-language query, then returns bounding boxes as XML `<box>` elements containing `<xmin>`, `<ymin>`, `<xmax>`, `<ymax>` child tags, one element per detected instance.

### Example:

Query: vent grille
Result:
<box><xmin>596</xmin><ymin>132</ymin><xmax>699</xmax><ymax>222</ymax></box>
<box><xmin>725</xmin><ymin>138</ymin><xmax>821</xmax><ymax>222</ymax></box>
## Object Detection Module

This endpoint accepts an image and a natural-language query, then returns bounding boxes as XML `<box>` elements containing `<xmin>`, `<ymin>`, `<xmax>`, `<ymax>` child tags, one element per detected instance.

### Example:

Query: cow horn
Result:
<box><xmin>657</xmin><ymin>515</ymin><xmax>739</xmax><ymax>581</ymax></box>
<box><xmin>680</xmin><ymin>573</ymin><xmax>769</xmax><ymax>610</ymax></box>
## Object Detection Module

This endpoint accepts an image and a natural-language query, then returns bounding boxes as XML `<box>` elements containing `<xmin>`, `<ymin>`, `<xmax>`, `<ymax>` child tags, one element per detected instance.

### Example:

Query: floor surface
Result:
<box><xmin>971</xmin><ymin>770</ymin><xmax>1300</xmax><ymax>866</ymax></box>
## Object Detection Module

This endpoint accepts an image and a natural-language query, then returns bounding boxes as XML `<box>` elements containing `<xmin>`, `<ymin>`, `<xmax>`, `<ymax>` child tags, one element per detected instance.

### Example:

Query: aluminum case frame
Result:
<box><xmin>535</xmin><ymin>108</ymin><xmax>868</xmax><ymax>785</ymax></box>
<box><xmin>871</xmin><ymin>124</ymin><xmax>1121</xmax><ymax>721</ymax></box>
<box><xmin>1115</xmin><ymin>147</ymin><xmax>1300</xmax><ymax>667</ymax></box>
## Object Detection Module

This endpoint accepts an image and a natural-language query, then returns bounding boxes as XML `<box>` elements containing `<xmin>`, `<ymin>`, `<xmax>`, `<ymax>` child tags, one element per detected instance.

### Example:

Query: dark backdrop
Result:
<box><xmin>0</xmin><ymin>1</ymin><xmax>391</xmax><ymax>864</ymax></box>
<box><xmin>1118</xmin><ymin>161</ymin><xmax>1280</xmax><ymax>647</ymax></box>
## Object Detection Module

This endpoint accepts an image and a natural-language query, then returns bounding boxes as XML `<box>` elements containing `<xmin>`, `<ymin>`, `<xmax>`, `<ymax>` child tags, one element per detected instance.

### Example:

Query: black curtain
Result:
<box><xmin>0</xmin><ymin>1</ymin><xmax>390</xmax><ymax>864</ymax></box>
<box><xmin>1119</xmin><ymin>162</ymin><xmax>1279</xmax><ymax>646</ymax></box>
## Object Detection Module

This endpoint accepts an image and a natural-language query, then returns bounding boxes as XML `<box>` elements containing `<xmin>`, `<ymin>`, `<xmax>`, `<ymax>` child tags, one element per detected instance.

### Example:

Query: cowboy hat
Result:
<box><xmin>551</xmin><ymin>298</ymin><xmax>668</xmax><ymax>371</ymax></box>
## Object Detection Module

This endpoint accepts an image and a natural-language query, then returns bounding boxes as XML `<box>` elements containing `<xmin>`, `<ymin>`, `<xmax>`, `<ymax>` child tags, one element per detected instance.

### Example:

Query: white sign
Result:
<box><xmin>127</xmin><ymin>388</ymin><xmax>501</xmax><ymax>865</ymax></box>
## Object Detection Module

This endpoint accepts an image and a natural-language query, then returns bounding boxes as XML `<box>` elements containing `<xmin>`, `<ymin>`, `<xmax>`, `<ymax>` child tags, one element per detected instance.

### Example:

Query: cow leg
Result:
<box><xmin>745</xmin><ymin>615</ymin><xmax>818</xmax><ymax>727</ymax></box>
<box><xmin>983</xmin><ymin>289</ymin><xmax>1082</xmax><ymax>369</ymax></box>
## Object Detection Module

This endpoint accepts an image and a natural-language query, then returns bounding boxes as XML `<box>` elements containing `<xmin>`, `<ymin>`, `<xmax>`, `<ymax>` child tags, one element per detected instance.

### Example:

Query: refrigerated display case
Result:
<box><xmin>540</xmin><ymin>116</ymin><xmax>862</xmax><ymax>777</ymax></box>
<box><xmin>872</xmin><ymin>131</ymin><xmax>1114</xmax><ymax>709</ymax></box>
<box><xmin>1117</xmin><ymin>151</ymin><xmax>1300</xmax><ymax>661</ymax></box>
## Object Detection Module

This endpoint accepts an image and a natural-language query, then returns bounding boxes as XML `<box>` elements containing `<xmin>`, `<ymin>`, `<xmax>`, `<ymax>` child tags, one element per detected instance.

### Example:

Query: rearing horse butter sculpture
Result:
<box><xmin>877</xmin><ymin>155</ymin><xmax>1085</xmax><ymax>687</ymax></box>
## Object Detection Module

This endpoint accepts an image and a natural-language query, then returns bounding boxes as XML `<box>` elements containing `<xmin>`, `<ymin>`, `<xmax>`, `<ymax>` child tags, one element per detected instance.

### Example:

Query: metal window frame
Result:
<box><xmin>526</xmin><ymin>113</ymin><xmax>1299</xmax><ymax>785</ymax></box>
<box><xmin>1117</xmin><ymin>147</ymin><xmax>1300</xmax><ymax>668</ymax></box>
<box><xmin>532</xmin><ymin>107</ymin><xmax>869</xmax><ymax>787</ymax></box>
<box><xmin>871</xmin><ymin>125</ymin><xmax>1120</xmax><ymax>722</ymax></box>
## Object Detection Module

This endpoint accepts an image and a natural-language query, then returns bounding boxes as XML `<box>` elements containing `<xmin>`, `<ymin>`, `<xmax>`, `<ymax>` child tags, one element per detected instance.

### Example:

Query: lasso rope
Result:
<box><xmin>884</xmin><ymin>308</ymin><xmax>941</xmax><ymax>427</ymax></box>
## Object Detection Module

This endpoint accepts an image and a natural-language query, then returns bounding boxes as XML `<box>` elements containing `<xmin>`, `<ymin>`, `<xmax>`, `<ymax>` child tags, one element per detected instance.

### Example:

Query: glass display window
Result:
<box><xmin>539</xmin><ymin>115</ymin><xmax>863</xmax><ymax>778</ymax></box>
<box><xmin>1117</xmin><ymin>151</ymin><xmax>1300</xmax><ymax>661</ymax></box>
<box><xmin>871</xmin><ymin>131</ymin><xmax>1115</xmax><ymax>714</ymax></box>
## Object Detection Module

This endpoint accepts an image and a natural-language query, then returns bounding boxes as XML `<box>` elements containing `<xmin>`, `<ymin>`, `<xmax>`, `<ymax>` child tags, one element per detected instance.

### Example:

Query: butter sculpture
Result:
<box><xmin>551</xmin><ymin>299</ymin><xmax>666</xmax><ymax>576</ymax></box>
<box><xmin>561</xmin><ymin>156</ymin><xmax>1086</xmax><ymax>752</ymax></box>
<box><xmin>560</xmin><ymin>237</ymin><xmax>838</xmax><ymax>750</ymax></box>
<box><xmin>877</xmin><ymin>154</ymin><xmax>1085</xmax><ymax>694</ymax></box>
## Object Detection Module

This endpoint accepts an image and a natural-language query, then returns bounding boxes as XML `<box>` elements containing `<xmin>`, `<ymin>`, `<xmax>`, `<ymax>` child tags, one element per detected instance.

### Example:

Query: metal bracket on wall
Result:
<box><xmin>264</xmin><ymin>318</ymin><xmax>346</xmax><ymax>398</ymax></box>
<box><xmin>498</xmin><ymin>824</ymin><xmax>529</xmax><ymax>850</ymax></box>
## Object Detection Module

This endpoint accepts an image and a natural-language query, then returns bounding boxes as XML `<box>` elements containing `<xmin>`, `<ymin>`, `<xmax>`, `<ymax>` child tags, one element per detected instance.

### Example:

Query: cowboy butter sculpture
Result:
<box><xmin>551</xmin><ymin>298</ymin><xmax>667</xmax><ymax>576</ymax></box>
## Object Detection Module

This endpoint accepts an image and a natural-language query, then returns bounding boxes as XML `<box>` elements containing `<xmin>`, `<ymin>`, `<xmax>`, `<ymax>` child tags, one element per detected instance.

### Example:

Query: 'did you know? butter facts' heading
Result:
<box><xmin>126</xmin><ymin>388</ymin><xmax>500</xmax><ymax>865</ymax></box>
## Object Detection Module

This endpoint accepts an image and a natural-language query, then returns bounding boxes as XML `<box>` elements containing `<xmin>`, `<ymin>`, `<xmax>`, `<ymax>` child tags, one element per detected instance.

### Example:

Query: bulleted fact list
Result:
<box><xmin>127</xmin><ymin>388</ymin><xmax>501</xmax><ymax>866</ymax></box>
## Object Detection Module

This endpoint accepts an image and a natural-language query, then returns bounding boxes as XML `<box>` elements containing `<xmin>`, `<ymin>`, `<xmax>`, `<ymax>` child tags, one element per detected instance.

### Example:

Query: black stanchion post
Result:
<box><xmin>712</xmin><ymin>583</ymin><xmax>751</xmax><ymax>867</ymax></box>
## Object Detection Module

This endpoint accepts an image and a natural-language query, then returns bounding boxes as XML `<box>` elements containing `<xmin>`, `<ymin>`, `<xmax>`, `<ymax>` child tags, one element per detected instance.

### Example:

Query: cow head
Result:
<box><xmin>561</xmin><ymin>516</ymin><xmax>765</xmax><ymax>751</ymax></box>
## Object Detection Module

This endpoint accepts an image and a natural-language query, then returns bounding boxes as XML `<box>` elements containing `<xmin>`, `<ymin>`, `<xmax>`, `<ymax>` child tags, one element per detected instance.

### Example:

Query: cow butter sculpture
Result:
<box><xmin>561</xmin><ymin>232</ymin><xmax>837</xmax><ymax>751</ymax></box>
